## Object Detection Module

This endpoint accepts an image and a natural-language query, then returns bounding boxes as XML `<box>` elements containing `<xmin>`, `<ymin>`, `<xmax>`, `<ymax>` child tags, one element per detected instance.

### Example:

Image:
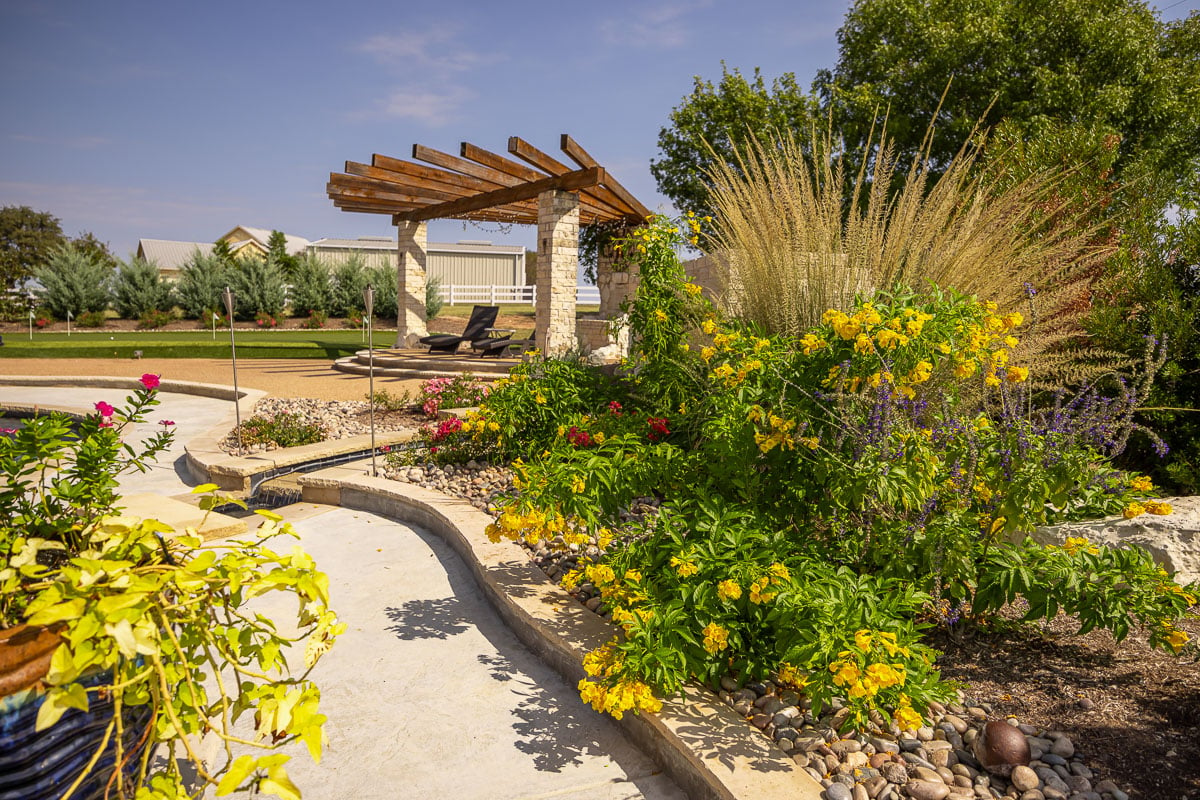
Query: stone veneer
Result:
<box><xmin>395</xmin><ymin>220</ymin><xmax>428</xmax><ymax>347</ymax></box>
<box><xmin>536</xmin><ymin>190</ymin><xmax>579</xmax><ymax>356</ymax></box>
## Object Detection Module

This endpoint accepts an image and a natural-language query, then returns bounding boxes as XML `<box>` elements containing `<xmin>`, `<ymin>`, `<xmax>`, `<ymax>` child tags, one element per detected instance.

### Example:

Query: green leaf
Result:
<box><xmin>35</xmin><ymin>683</ymin><xmax>89</xmax><ymax>731</ymax></box>
<box><xmin>27</xmin><ymin>597</ymin><xmax>86</xmax><ymax>627</ymax></box>
<box><xmin>215</xmin><ymin>755</ymin><xmax>259</xmax><ymax>796</ymax></box>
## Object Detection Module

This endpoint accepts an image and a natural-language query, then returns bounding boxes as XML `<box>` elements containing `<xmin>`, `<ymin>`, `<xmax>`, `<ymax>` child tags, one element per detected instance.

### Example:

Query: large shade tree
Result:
<box><xmin>652</xmin><ymin>1</ymin><xmax>1200</xmax><ymax>216</ymax></box>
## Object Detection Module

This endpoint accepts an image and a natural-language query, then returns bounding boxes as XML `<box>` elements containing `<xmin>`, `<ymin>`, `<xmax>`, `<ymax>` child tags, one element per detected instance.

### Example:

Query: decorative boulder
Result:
<box><xmin>1024</xmin><ymin>496</ymin><xmax>1200</xmax><ymax>586</ymax></box>
<box><xmin>973</xmin><ymin>720</ymin><xmax>1031</xmax><ymax>776</ymax></box>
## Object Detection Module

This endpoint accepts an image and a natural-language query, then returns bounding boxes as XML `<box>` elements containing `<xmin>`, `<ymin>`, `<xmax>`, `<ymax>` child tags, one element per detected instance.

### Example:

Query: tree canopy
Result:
<box><xmin>0</xmin><ymin>206</ymin><xmax>65</xmax><ymax>297</ymax></box>
<box><xmin>653</xmin><ymin>1</ymin><xmax>1200</xmax><ymax>216</ymax></box>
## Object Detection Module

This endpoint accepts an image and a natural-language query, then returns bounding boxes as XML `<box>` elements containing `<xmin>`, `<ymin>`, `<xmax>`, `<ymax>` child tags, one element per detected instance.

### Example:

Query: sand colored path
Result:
<box><xmin>0</xmin><ymin>357</ymin><xmax>425</xmax><ymax>401</ymax></box>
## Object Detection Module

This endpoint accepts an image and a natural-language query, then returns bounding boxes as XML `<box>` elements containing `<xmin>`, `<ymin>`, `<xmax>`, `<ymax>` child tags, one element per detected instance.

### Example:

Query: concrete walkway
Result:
<box><xmin>0</xmin><ymin>384</ymin><xmax>684</xmax><ymax>799</ymax></box>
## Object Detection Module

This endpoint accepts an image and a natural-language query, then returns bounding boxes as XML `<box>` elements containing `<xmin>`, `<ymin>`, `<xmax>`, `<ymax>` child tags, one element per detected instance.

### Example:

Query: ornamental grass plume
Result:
<box><xmin>702</xmin><ymin>116</ymin><xmax>1123</xmax><ymax>387</ymax></box>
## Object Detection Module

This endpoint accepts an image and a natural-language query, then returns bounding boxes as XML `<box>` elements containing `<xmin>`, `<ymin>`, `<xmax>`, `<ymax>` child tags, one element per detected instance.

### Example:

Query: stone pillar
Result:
<box><xmin>596</xmin><ymin>236</ymin><xmax>639</xmax><ymax>318</ymax></box>
<box><xmin>536</xmin><ymin>190</ymin><xmax>579</xmax><ymax>356</ymax></box>
<box><xmin>395</xmin><ymin>220</ymin><xmax>428</xmax><ymax>348</ymax></box>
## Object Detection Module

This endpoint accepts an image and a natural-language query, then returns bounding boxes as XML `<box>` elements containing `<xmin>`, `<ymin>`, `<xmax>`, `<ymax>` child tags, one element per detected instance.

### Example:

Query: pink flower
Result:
<box><xmin>140</xmin><ymin>373</ymin><xmax>161</xmax><ymax>390</ymax></box>
<box><xmin>159</xmin><ymin>419</ymin><xmax>175</xmax><ymax>426</ymax></box>
<box><xmin>99</xmin><ymin>420</ymin><xmax>113</xmax><ymax>428</ymax></box>
<box><xmin>380</xmin><ymin>445</ymin><xmax>391</xmax><ymax>453</ymax></box>
<box><xmin>95</xmin><ymin>401</ymin><xmax>115</xmax><ymax>416</ymax></box>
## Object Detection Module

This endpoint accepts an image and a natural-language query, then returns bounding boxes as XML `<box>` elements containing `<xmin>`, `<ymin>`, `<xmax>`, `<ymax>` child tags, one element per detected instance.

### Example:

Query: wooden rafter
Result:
<box><xmin>328</xmin><ymin>135</ymin><xmax>650</xmax><ymax>226</ymax></box>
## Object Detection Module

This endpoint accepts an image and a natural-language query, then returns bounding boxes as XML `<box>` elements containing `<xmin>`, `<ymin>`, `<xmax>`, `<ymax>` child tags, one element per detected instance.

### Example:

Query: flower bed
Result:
<box><xmin>401</xmin><ymin>216</ymin><xmax>1199</xmax><ymax>797</ymax></box>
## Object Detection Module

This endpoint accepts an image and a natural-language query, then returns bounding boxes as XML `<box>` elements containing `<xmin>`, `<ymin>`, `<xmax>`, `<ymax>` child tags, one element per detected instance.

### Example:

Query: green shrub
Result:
<box><xmin>237</xmin><ymin>412</ymin><xmax>326</xmax><ymax>448</ymax></box>
<box><xmin>77</xmin><ymin>310</ymin><xmax>107</xmax><ymax>328</ymax></box>
<box><xmin>367</xmin><ymin>264</ymin><xmax>398</xmax><ymax>320</ymax></box>
<box><xmin>370</xmin><ymin>388</ymin><xmax>411</xmax><ymax>411</ymax></box>
<box><xmin>112</xmin><ymin>256</ymin><xmax>174</xmax><ymax>318</ymax></box>
<box><xmin>426</xmin><ymin>276</ymin><xmax>444</xmax><ymax>319</ymax></box>
<box><xmin>176</xmin><ymin>252</ymin><xmax>231</xmax><ymax>319</ymax></box>
<box><xmin>288</xmin><ymin>253</ymin><xmax>333</xmax><ymax>316</ymax></box>
<box><xmin>449</xmin><ymin>215</ymin><xmax>1198</xmax><ymax>730</ymax></box>
<box><xmin>300</xmin><ymin>310</ymin><xmax>328</xmax><ymax>329</ymax></box>
<box><xmin>330</xmin><ymin>255</ymin><xmax>368</xmax><ymax>317</ymax></box>
<box><xmin>136</xmin><ymin>308</ymin><xmax>175</xmax><ymax>329</ymax></box>
<box><xmin>35</xmin><ymin>244</ymin><xmax>111</xmax><ymax>320</ymax></box>
<box><xmin>228</xmin><ymin>256</ymin><xmax>285</xmax><ymax>320</ymax></box>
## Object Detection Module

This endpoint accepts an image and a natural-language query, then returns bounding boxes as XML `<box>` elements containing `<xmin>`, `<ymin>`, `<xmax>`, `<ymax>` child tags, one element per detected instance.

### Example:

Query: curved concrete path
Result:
<box><xmin>0</xmin><ymin>384</ymin><xmax>684</xmax><ymax>799</ymax></box>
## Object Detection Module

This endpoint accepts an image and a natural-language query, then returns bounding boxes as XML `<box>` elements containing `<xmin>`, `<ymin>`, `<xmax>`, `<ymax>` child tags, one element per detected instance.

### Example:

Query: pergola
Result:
<box><xmin>327</xmin><ymin>135</ymin><xmax>651</xmax><ymax>354</ymax></box>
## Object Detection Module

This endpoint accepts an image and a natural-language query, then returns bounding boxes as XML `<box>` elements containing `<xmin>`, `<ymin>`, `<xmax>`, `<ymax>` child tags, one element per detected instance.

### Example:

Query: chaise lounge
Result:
<box><xmin>418</xmin><ymin>305</ymin><xmax>504</xmax><ymax>354</ymax></box>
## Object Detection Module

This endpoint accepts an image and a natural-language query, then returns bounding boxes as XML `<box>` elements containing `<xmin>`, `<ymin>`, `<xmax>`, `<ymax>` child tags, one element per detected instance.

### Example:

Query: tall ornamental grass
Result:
<box><xmin>704</xmin><ymin>124</ymin><xmax>1118</xmax><ymax>383</ymax></box>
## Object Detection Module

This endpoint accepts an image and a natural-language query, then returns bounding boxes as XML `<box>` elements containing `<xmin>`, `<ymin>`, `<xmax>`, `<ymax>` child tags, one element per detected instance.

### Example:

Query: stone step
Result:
<box><xmin>117</xmin><ymin>492</ymin><xmax>248</xmax><ymax>541</ymax></box>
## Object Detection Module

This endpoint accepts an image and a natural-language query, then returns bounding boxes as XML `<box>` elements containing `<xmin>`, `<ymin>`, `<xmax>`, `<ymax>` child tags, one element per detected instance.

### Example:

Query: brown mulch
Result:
<box><xmin>931</xmin><ymin>609</ymin><xmax>1200</xmax><ymax>798</ymax></box>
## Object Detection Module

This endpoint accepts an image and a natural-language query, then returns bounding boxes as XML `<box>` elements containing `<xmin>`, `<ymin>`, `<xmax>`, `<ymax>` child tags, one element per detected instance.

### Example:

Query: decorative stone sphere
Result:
<box><xmin>973</xmin><ymin>720</ymin><xmax>1031</xmax><ymax>776</ymax></box>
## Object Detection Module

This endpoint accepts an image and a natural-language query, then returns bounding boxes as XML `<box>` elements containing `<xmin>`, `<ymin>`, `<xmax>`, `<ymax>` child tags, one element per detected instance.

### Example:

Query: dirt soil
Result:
<box><xmin>932</xmin><ymin>609</ymin><xmax>1200</xmax><ymax>798</ymax></box>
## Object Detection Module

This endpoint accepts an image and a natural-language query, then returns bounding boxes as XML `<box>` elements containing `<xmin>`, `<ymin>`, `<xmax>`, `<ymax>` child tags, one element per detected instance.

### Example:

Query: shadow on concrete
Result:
<box><xmin>382</xmin><ymin>525</ymin><xmax>677</xmax><ymax>792</ymax></box>
<box><xmin>384</xmin><ymin>597</ymin><xmax>472</xmax><ymax>640</ymax></box>
<box><xmin>667</xmin><ymin>695</ymin><xmax>795</xmax><ymax>774</ymax></box>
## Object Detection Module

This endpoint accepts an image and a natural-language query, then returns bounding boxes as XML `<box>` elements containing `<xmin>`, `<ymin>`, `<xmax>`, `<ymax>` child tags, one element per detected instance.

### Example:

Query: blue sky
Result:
<box><xmin>2</xmin><ymin>0</ymin><xmax>1197</xmax><ymax>261</ymax></box>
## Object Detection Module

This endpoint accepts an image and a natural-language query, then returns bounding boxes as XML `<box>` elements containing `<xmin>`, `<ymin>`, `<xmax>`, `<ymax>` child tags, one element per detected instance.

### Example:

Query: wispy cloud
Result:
<box><xmin>599</xmin><ymin>1</ymin><xmax>712</xmax><ymax>49</ymax></box>
<box><xmin>351</xmin><ymin>24</ymin><xmax>500</xmax><ymax>125</ymax></box>
<box><xmin>8</xmin><ymin>133</ymin><xmax>111</xmax><ymax>149</ymax></box>
<box><xmin>366</xmin><ymin>87</ymin><xmax>474</xmax><ymax>125</ymax></box>
<box><xmin>358</xmin><ymin>27</ymin><xmax>493</xmax><ymax>73</ymax></box>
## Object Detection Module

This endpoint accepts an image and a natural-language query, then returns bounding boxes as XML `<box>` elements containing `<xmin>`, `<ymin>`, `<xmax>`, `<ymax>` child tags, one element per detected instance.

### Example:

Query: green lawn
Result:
<box><xmin>0</xmin><ymin>330</ymin><xmax>396</xmax><ymax>359</ymax></box>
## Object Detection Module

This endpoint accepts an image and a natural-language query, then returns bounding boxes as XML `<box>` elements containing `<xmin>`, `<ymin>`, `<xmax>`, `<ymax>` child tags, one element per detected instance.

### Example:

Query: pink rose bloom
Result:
<box><xmin>95</xmin><ymin>401</ymin><xmax>115</xmax><ymax>417</ymax></box>
<box><xmin>140</xmin><ymin>373</ymin><xmax>161</xmax><ymax>390</ymax></box>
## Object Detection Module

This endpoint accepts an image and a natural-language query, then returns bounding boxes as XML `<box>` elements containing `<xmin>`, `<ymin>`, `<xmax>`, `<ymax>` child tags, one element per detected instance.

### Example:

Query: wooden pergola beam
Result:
<box><xmin>560</xmin><ymin>134</ymin><xmax>653</xmax><ymax>221</ymax></box>
<box><xmin>513</xmin><ymin>136</ymin><xmax>648</xmax><ymax>220</ymax></box>
<box><xmin>407</xmin><ymin>145</ymin><xmax>523</xmax><ymax>189</ymax></box>
<box><xmin>395</xmin><ymin>166</ymin><xmax>605</xmax><ymax>223</ymax></box>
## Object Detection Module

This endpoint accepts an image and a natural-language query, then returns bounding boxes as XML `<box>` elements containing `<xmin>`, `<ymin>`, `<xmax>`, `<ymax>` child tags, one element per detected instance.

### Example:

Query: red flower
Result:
<box><xmin>159</xmin><ymin>419</ymin><xmax>175</xmax><ymax>426</ymax></box>
<box><xmin>380</xmin><ymin>445</ymin><xmax>391</xmax><ymax>453</ymax></box>
<box><xmin>647</xmin><ymin>417</ymin><xmax>670</xmax><ymax>441</ymax></box>
<box><xmin>608</xmin><ymin>400</ymin><xmax>623</xmax><ymax>415</ymax></box>
<box><xmin>95</xmin><ymin>401</ymin><xmax>115</xmax><ymax>417</ymax></box>
<box><xmin>140</xmin><ymin>373</ymin><xmax>161</xmax><ymax>390</ymax></box>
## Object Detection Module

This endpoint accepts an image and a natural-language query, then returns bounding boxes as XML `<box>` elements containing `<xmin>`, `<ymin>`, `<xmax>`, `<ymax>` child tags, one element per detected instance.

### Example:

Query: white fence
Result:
<box><xmin>437</xmin><ymin>284</ymin><xmax>600</xmax><ymax>306</ymax></box>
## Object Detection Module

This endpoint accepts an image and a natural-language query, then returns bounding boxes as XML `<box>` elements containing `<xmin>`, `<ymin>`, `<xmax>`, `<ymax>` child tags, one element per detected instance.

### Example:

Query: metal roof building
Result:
<box><xmin>307</xmin><ymin>236</ymin><xmax>526</xmax><ymax>286</ymax></box>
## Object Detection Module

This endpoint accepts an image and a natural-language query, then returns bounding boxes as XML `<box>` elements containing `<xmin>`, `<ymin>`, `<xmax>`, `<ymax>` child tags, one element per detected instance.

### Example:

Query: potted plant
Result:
<box><xmin>1</xmin><ymin>375</ymin><xmax>342</xmax><ymax>799</ymax></box>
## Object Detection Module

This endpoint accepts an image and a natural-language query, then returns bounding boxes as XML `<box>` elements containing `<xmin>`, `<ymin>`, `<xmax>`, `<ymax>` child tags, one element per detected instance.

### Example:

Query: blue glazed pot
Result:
<box><xmin>0</xmin><ymin>670</ymin><xmax>153</xmax><ymax>800</ymax></box>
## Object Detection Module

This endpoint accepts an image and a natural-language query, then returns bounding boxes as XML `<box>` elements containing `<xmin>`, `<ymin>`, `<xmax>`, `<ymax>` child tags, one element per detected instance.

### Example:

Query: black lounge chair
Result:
<box><xmin>472</xmin><ymin>335</ymin><xmax>536</xmax><ymax>358</ymax></box>
<box><xmin>418</xmin><ymin>305</ymin><xmax>502</xmax><ymax>354</ymax></box>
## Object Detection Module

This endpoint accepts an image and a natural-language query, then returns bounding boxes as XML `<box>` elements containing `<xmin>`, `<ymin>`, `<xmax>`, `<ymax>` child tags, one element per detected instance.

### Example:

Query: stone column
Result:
<box><xmin>536</xmin><ymin>189</ymin><xmax>579</xmax><ymax>356</ymax></box>
<box><xmin>395</xmin><ymin>220</ymin><xmax>428</xmax><ymax>348</ymax></box>
<box><xmin>596</xmin><ymin>234</ymin><xmax>639</xmax><ymax>318</ymax></box>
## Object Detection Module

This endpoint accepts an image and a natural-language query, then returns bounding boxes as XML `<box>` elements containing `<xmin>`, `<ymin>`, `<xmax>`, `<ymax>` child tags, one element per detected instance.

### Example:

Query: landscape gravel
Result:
<box><xmin>220</xmin><ymin>397</ymin><xmax>422</xmax><ymax>454</ymax></box>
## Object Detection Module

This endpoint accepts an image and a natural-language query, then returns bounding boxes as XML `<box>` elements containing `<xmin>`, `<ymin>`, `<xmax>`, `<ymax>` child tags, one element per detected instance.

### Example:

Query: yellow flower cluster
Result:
<box><xmin>671</xmin><ymin>555</ymin><xmax>699</xmax><ymax>578</ymax></box>
<box><xmin>578</xmin><ymin>639</ymin><xmax>662</xmax><ymax>719</ymax></box>
<box><xmin>683</xmin><ymin>282</ymin><xmax>703</xmax><ymax>296</ymax></box>
<box><xmin>1129</xmin><ymin>475</ymin><xmax>1154</xmax><ymax>493</ymax></box>
<box><xmin>486</xmin><ymin>505</ymin><xmax>567</xmax><ymax>546</ymax></box>
<box><xmin>578</xmin><ymin>677</ymin><xmax>662</xmax><ymax>719</ymax></box>
<box><xmin>702</xmin><ymin>621</ymin><xmax>730</xmax><ymax>654</ymax></box>
<box><xmin>749</xmin><ymin>576</ymin><xmax>777</xmax><ymax>604</ymax></box>
<box><xmin>1162</xmin><ymin>623</ymin><xmax>1191</xmax><ymax>653</ymax></box>
<box><xmin>775</xmin><ymin>662</ymin><xmax>810</xmax><ymax>690</ymax></box>
<box><xmin>1061</xmin><ymin>536</ymin><xmax>1100</xmax><ymax>556</ymax></box>
<box><xmin>750</xmin><ymin>407</ymin><xmax>800</xmax><ymax>453</ymax></box>
<box><xmin>717</xmin><ymin>579</ymin><xmax>742</xmax><ymax>601</ymax></box>
<box><xmin>829</xmin><ymin>656</ymin><xmax>906</xmax><ymax>699</ymax></box>
<box><xmin>893</xmin><ymin>695</ymin><xmax>924</xmax><ymax>731</ymax></box>
<box><xmin>1124</xmin><ymin>500</ymin><xmax>1174</xmax><ymax>519</ymax></box>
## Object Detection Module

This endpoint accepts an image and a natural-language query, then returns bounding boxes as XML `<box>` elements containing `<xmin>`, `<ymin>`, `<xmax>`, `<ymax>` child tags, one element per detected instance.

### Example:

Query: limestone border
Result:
<box><xmin>296</xmin><ymin>467</ymin><xmax>824</xmax><ymax>800</ymax></box>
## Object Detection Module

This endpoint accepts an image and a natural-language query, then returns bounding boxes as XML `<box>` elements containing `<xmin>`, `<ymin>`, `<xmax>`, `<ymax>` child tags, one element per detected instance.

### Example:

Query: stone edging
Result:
<box><xmin>295</xmin><ymin>467</ymin><xmax>825</xmax><ymax>800</ymax></box>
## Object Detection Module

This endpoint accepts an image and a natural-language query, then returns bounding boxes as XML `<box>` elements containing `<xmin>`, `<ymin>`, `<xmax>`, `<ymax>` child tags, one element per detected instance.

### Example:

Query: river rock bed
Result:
<box><xmin>219</xmin><ymin>398</ymin><xmax>423</xmax><ymax>454</ymax></box>
<box><xmin>380</xmin><ymin>461</ymin><xmax>1133</xmax><ymax>800</ymax></box>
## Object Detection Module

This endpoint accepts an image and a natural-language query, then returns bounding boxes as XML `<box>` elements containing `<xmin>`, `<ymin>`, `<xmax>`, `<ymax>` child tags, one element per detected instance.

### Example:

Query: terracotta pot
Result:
<box><xmin>0</xmin><ymin>625</ymin><xmax>152</xmax><ymax>800</ymax></box>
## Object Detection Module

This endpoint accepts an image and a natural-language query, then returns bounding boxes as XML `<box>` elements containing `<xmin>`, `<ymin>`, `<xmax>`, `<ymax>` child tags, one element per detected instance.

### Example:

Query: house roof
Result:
<box><xmin>136</xmin><ymin>239</ymin><xmax>214</xmax><ymax>271</ymax></box>
<box><xmin>309</xmin><ymin>237</ymin><xmax>524</xmax><ymax>256</ymax></box>
<box><xmin>217</xmin><ymin>225</ymin><xmax>310</xmax><ymax>256</ymax></box>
